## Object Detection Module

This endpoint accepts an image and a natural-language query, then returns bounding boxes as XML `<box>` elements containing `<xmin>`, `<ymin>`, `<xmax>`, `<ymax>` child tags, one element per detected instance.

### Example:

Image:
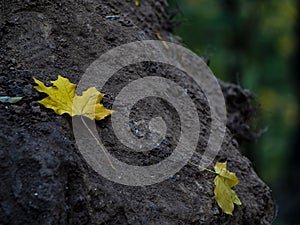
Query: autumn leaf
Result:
<box><xmin>33</xmin><ymin>75</ymin><xmax>112</xmax><ymax>120</ymax></box>
<box><xmin>34</xmin><ymin>75</ymin><xmax>115</xmax><ymax>169</ymax></box>
<box><xmin>214</xmin><ymin>162</ymin><xmax>242</xmax><ymax>215</ymax></box>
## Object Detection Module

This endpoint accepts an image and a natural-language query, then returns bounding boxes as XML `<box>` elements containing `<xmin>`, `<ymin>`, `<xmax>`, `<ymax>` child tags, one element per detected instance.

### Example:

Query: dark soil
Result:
<box><xmin>0</xmin><ymin>0</ymin><xmax>273</xmax><ymax>224</ymax></box>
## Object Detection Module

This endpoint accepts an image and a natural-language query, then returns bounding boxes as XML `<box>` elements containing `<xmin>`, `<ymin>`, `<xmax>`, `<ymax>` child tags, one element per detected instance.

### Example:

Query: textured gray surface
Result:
<box><xmin>0</xmin><ymin>1</ymin><xmax>273</xmax><ymax>224</ymax></box>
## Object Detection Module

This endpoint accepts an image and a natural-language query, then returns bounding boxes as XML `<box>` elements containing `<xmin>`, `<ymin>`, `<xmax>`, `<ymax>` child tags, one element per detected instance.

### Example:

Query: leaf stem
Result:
<box><xmin>80</xmin><ymin>115</ymin><xmax>116</xmax><ymax>170</ymax></box>
<box><xmin>189</xmin><ymin>161</ymin><xmax>218</xmax><ymax>175</ymax></box>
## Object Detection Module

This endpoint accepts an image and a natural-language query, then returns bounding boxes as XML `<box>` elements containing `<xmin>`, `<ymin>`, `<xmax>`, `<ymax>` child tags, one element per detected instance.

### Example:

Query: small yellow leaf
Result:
<box><xmin>33</xmin><ymin>75</ymin><xmax>112</xmax><ymax>120</ymax></box>
<box><xmin>214</xmin><ymin>161</ymin><xmax>239</xmax><ymax>187</ymax></box>
<box><xmin>135</xmin><ymin>1</ymin><xmax>140</xmax><ymax>7</ymax></box>
<box><xmin>214</xmin><ymin>176</ymin><xmax>234</xmax><ymax>215</ymax></box>
<box><xmin>213</xmin><ymin>161</ymin><xmax>242</xmax><ymax>215</ymax></box>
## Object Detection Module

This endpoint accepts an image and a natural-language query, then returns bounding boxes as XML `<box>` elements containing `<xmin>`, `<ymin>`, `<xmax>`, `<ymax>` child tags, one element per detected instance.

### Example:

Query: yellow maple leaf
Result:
<box><xmin>33</xmin><ymin>75</ymin><xmax>112</xmax><ymax>120</ymax></box>
<box><xmin>214</xmin><ymin>162</ymin><xmax>242</xmax><ymax>215</ymax></box>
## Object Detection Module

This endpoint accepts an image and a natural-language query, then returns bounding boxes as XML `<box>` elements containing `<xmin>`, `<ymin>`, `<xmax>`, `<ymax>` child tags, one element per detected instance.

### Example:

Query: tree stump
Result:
<box><xmin>0</xmin><ymin>1</ymin><xmax>274</xmax><ymax>224</ymax></box>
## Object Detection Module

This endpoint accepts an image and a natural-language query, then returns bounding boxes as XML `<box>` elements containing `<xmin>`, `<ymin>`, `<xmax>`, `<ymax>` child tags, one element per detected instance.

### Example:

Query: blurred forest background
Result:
<box><xmin>168</xmin><ymin>0</ymin><xmax>300</xmax><ymax>224</ymax></box>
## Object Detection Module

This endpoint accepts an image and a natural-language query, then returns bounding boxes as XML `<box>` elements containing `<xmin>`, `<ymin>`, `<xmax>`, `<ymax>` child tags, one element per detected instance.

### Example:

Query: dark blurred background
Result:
<box><xmin>168</xmin><ymin>0</ymin><xmax>300</xmax><ymax>224</ymax></box>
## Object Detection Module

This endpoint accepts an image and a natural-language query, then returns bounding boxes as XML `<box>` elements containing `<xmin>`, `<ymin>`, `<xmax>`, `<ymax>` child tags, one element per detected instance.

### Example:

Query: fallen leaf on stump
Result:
<box><xmin>214</xmin><ymin>161</ymin><xmax>242</xmax><ymax>215</ymax></box>
<box><xmin>33</xmin><ymin>75</ymin><xmax>114</xmax><ymax>169</ymax></box>
<box><xmin>33</xmin><ymin>75</ymin><xmax>112</xmax><ymax>120</ymax></box>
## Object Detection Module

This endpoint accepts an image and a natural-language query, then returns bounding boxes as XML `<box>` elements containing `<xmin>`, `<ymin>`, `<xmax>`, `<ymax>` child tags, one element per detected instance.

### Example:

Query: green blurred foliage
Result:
<box><xmin>169</xmin><ymin>0</ymin><xmax>298</xmax><ymax>223</ymax></box>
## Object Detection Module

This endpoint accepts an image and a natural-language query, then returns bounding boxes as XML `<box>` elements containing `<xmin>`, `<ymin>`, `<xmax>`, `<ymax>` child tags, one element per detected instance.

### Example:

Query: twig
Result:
<box><xmin>189</xmin><ymin>161</ymin><xmax>218</xmax><ymax>175</ymax></box>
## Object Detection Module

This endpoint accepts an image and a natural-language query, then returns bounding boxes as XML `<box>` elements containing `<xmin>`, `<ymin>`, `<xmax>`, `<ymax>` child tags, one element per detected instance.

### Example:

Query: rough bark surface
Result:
<box><xmin>0</xmin><ymin>1</ymin><xmax>274</xmax><ymax>224</ymax></box>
